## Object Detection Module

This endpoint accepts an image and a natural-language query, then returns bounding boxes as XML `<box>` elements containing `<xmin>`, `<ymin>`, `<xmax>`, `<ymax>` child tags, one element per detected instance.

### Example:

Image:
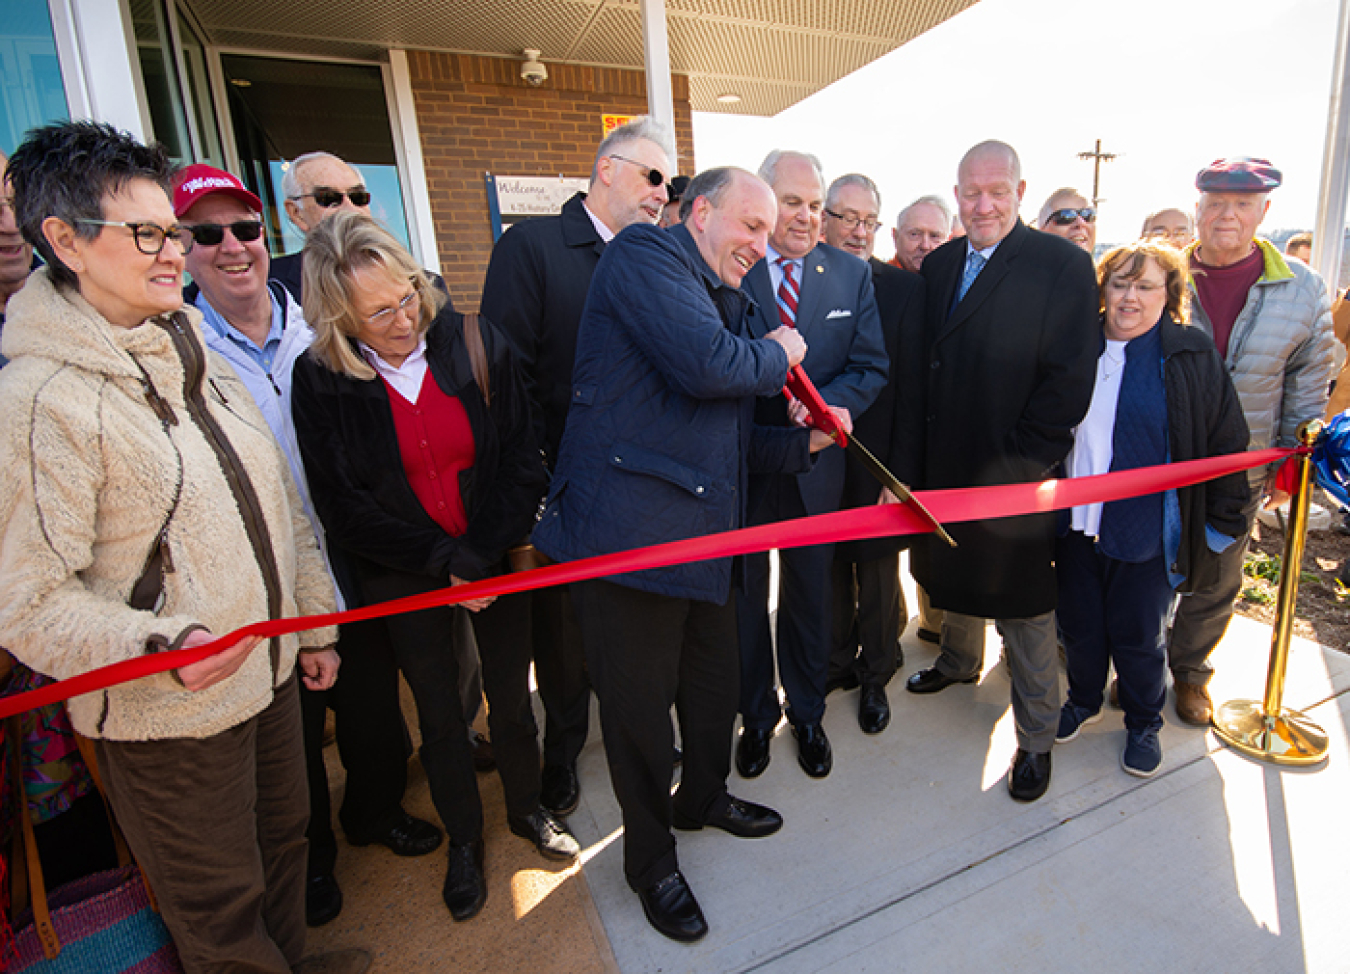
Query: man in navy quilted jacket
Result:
<box><xmin>534</xmin><ymin>167</ymin><xmax>839</xmax><ymax>943</ymax></box>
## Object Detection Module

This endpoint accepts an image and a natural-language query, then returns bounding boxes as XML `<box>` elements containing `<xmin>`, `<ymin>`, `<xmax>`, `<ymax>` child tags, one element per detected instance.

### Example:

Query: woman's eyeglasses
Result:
<box><xmin>77</xmin><ymin>219</ymin><xmax>194</xmax><ymax>255</ymax></box>
<box><xmin>289</xmin><ymin>188</ymin><xmax>372</xmax><ymax>208</ymax></box>
<box><xmin>1047</xmin><ymin>207</ymin><xmax>1097</xmax><ymax>226</ymax></box>
<box><xmin>184</xmin><ymin>220</ymin><xmax>265</xmax><ymax>246</ymax></box>
<box><xmin>365</xmin><ymin>289</ymin><xmax>420</xmax><ymax>328</ymax></box>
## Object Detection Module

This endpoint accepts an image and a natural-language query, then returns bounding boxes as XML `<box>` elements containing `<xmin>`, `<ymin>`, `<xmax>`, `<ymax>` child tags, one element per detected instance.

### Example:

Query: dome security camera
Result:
<box><xmin>521</xmin><ymin>50</ymin><xmax>548</xmax><ymax>86</ymax></box>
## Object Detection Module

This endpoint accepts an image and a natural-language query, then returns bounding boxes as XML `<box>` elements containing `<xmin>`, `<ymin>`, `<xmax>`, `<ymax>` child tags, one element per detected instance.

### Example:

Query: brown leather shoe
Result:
<box><xmin>1174</xmin><ymin>681</ymin><xmax>1213</xmax><ymax>726</ymax></box>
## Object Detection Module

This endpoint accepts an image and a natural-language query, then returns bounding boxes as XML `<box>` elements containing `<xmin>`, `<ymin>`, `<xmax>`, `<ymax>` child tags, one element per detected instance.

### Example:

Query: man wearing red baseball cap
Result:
<box><xmin>1164</xmin><ymin>157</ymin><xmax>1335</xmax><ymax>726</ymax></box>
<box><xmin>173</xmin><ymin>165</ymin><xmax>442</xmax><ymax>937</ymax></box>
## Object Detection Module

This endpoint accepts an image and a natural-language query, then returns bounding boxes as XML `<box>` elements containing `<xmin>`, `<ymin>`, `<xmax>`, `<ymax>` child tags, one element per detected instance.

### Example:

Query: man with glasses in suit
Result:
<box><xmin>271</xmin><ymin>151</ymin><xmax>374</xmax><ymax>301</ymax></box>
<box><xmin>480</xmin><ymin>117</ymin><xmax>674</xmax><ymax>819</ymax></box>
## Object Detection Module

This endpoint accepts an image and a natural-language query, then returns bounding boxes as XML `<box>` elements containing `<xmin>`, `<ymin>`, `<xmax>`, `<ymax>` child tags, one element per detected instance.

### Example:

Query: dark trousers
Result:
<box><xmin>828</xmin><ymin>552</ymin><xmax>904</xmax><ymax>687</ymax></box>
<box><xmin>527</xmin><ymin>585</ymin><xmax>591</xmax><ymax>769</ymax></box>
<box><xmin>1167</xmin><ymin>489</ymin><xmax>1260</xmax><ymax>685</ymax></box>
<box><xmin>97</xmin><ymin>677</ymin><xmax>308</xmax><ymax>974</ymax></box>
<box><xmin>300</xmin><ymin>616</ymin><xmax>410</xmax><ymax>877</ymax></box>
<box><xmin>1056</xmin><ymin>531</ymin><xmax>1175</xmax><ymax>732</ymax></box>
<box><xmin>362</xmin><ymin>570</ymin><xmax>541</xmax><ymax>844</ymax></box>
<box><xmin>573</xmin><ymin>579</ymin><xmax>738</xmax><ymax>890</ymax></box>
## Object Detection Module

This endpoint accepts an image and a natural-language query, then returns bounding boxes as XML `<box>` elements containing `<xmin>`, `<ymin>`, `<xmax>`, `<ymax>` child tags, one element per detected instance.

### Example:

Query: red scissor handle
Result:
<box><xmin>783</xmin><ymin>365</ymin><xmax>847</xmax><ymax>447</ymax></box>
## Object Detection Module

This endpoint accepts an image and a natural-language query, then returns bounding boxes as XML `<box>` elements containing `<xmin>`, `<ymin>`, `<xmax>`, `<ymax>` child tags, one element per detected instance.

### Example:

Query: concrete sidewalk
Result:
<box><xmin>308</xmin><ymin>594</ymin><xmax>1350</xmax><ymax>973</ymax></box>
<box><xmin>569</xmin><ymin>611</ymin><xmax>1350</xmax><ymax>974</ymax></box>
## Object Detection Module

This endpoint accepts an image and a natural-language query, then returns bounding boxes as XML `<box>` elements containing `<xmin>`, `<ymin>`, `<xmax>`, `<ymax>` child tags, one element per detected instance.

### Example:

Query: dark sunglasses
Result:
<box><xmin>1047</xmin><ymin>207</ymin><xmax>1096</xmax><ymax>226</ymax></box>
<box><xmin>608</xmin><ymin>154</ymin><xmax>665</xmax><ymax>188</ymax></box>
<box><xmin>291</xmin><ymin>188</ymin><xmax>372</xmax><ymax>208</ymax></box>
<box><xmin>185</xmin><ymin>220</ymin><xmax>265</xmax><ymax>246</ymax></box>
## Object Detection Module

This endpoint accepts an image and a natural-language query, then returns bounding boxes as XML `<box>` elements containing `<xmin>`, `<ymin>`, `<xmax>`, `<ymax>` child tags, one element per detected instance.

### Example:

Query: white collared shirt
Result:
<box><xmin>1067</xmin><ymin>339</ymin><xmax>1129</xmax><ymax>537</ymax></box>
<box><xmin>582</xmin><ymin>200</ymin><xmax>616</xmax><ymax>243</ymax></box>
<box><xmin>360</xmin><ymin>337</ymin><xmax>429</xmax><ymax>404</ymax></box>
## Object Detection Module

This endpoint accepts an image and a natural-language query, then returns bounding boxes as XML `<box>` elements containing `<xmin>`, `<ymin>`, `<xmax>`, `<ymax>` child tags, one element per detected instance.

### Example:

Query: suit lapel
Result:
<box><xmin>937</xmin><ymin>222</ymin><xmax>1027</xmax><ymax>341</ymax></box>
<box><xmin>743</xmin><ymin>260</ymin><xmax>775</xmax><ymax>338</ymax></box>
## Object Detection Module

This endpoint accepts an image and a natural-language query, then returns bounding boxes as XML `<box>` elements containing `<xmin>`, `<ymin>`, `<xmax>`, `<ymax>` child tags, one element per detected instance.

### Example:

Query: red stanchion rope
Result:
<box><xmin>0</xmin><ymin>447</ymin><xmax>1294</xmax><ymax>720</ymax></box>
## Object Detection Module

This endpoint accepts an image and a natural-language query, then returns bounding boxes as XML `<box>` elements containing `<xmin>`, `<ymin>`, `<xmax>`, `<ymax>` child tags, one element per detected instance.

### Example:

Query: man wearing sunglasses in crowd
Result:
<box><xmin>1036</xmin><ymin>188</ymin><xmax>1096</xmax><ymax>254</ymax></box>
<box><xmin>270</xmin><ymin>151</ymin><xmax>374</xmax><ymax>302</ymax></box>
<box><xmin>479</xmin><ymin>116</ymin><xmax>674</xmax><ymax>821</ymax></box>
<box><xmin>173</xmin><ymin>164</ymin><xmax>443</xmax><ymax>931</ymax></box>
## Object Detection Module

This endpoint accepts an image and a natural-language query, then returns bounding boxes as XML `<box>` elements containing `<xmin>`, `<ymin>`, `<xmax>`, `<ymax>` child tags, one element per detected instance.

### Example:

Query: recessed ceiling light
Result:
<box><xmin>716</xmin><ymin>92</ymin><xmax>741</xmax><ymax>104</ymax></box>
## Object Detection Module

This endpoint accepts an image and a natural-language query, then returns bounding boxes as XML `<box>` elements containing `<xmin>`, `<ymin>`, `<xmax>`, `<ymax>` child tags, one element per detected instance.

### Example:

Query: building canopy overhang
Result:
<box><xmin>180</xmin><ymin>0</ymin><xmax>980</xmax><ymax>116</ymax></box>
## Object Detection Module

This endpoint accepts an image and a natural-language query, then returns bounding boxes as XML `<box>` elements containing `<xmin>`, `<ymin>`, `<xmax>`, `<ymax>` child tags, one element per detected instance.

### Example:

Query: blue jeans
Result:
<box><xmin>1056</xmin><ymin>530</ymin><xmax>1175</xmax><ymax>733</ymax></box>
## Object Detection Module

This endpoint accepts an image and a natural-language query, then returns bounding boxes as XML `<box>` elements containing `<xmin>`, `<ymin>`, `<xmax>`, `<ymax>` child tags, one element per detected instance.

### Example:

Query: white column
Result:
<box><xmin>639</xmin><ymin>0</ymin><xmax>675</xmax><ymax>137</ymax></box>
<box><xmin>1313</xmin><ymin>0</ymin><xmax>1350</xmax><ymax>293</ymax></box>
<box><xmin>386</xmin><ymin>50</ymin><xmax>441</xmax><ymax>274</ymax></box>
<box><xmin>48</xmin><ymin>0</ymin><xmax>150</xmax><ymax>138</ymax></box>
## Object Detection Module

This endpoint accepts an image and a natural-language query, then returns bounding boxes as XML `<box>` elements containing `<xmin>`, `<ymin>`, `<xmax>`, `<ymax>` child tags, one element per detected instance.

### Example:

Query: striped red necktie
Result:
<box><xmin>776</xmin><ymin>257</ymin><xmax>799</xmax><ymax>328</ymax></box>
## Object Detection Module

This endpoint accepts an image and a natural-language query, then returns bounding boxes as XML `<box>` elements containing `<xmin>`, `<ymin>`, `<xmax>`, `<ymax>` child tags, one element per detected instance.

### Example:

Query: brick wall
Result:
<box><xmin>407</xmin><ymin>51</ymin><xmax>695</xmax><ymax>310</ymax></box>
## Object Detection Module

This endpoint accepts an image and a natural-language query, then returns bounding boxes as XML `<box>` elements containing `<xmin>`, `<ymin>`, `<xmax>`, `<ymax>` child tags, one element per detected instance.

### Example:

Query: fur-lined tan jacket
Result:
<box><xmin>0</xmin><ymin>269</ymin><xmax>338</xmax><ymax>741</ymax></box>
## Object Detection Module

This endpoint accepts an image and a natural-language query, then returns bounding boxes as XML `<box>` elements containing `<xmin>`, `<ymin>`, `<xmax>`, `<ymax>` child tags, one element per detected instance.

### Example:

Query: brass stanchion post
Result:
<box><xmin>1213</xmin><ymin>420</ymin><xmax>1330</xmax><ymax>766</ymax></box>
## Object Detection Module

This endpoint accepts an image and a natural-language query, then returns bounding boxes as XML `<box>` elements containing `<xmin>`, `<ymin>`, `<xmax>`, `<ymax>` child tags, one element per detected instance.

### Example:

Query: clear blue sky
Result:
<box><xmin>693</xmin><ymin>0</ymin><xmax>1341</xmax><ymax>252</ymax></box>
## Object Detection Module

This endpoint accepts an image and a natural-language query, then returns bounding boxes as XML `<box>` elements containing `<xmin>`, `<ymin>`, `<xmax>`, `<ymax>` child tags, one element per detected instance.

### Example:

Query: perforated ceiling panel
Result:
<box><xmin>184</xmin><ymin>0</ymin><xmax>979</xmax><ymax>116</ymax></box>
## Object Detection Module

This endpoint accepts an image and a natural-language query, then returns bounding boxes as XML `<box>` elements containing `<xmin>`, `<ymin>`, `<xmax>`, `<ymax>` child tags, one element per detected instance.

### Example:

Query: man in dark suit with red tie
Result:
<box><xmin>905</xmin><ymin>140</ymin><xmax>1099</xmax><ymax>803</ymax></box>
<box><xmin>736</xmin><ymin>151</ymin><xmax>888</xmax><ymax>780</ymax></box>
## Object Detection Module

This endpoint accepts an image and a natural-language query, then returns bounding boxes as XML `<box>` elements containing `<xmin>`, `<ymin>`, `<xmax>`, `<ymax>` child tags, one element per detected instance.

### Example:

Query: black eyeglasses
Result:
<box><xmin>1047</xmin><ymin>207</ymin><xmax>1096</xmax><ymax>226</ymax></box>
<box><xmin>608</xmin><ymin>154</ymin><xmax>665</xmax><ymax>188</ymax></box>
<box><xmin>289</xmin><ymin>187</ymin><xmax>372</xmax><ymax>208</ymax></box>
<box><xmin>76</xmin><ymin>219</ymin><xmax>194</xmax><ymax>255</ymax></box>
<box><xmin>824</xmin><ymin>208</ymin><xmax>882</xmax><ymax>232</ymax></box>
<box><xmin>184</xmin><ymin>220</ymin><xmax>265</xmax><ymax>246</ymax></box>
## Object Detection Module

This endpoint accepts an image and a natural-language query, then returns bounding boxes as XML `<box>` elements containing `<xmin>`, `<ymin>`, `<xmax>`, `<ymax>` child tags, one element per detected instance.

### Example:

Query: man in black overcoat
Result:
<box><xmin>906</xmin><ymin>140</ymin><xmax>1099</xmax><ymax>803</ymax></box>
<box><xmin>479</xmin><ymin>117</ymin><xmax>674</xmax><ymax>816</ymax></box>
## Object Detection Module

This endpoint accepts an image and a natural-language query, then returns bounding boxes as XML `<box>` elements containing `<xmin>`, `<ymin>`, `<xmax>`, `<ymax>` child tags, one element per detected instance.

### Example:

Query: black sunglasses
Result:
<box><xmin>608</xmin><ymin>154</ymin><xmax>665</xmax><ymax>188</ymax></box>
<box><xmin>1047</xmin><ymin>207</ymin><xmax>1096</xmax><ymax>226</ymax></box>
<box><xmin>185</xmin><ymin>220</ymin><xmax>265</xmax><ymax>246</ymax></box>
<box><xmin>290</xmin><ymin>187</ymin><xmax>372</xmax><ymax>208</ymax></box>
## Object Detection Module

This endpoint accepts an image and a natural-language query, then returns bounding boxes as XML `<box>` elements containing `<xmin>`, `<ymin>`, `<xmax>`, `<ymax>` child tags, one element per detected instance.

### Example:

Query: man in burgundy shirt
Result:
<box><xmin>1167</xmin><ymin>157</ymin><xmax>1335</xmax><ymax>725</ymax></box>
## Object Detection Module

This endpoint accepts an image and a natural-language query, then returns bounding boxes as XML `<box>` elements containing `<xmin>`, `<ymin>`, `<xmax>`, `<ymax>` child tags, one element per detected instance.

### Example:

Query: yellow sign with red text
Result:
<box><xmin>602</xmin><ymin>114</ymin><xmax>634</xmax><ymax>136</ymax></box>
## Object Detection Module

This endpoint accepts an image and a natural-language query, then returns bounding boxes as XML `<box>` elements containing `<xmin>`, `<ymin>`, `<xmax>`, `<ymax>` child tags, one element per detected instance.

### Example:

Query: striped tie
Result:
<box><xmin>776</xmin><ymin>257</ymin><xmax>799</xmax><ymax>328</ymax></box>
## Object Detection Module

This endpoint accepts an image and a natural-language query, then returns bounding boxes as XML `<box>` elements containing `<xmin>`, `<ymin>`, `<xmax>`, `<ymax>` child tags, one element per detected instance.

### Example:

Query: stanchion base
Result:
<box><xmin>1212</xmin><ymin>699</ymin><xmax>1329</xmax><ymax>767</ymax></box>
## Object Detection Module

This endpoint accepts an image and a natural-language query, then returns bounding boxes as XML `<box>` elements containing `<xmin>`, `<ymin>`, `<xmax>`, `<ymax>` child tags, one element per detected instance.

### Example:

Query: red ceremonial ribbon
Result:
<box><xmin>0</xmin><ymin>447</ymin><xmax>1294</xmax><ymax>720</ymax></box>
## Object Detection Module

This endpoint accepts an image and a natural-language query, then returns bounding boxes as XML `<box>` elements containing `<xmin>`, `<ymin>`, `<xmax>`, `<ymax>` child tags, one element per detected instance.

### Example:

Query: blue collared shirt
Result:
<box><xmin>195</xmin><ymin>289</ymin><xmax>285</xmax><ymax>373</ymax></box>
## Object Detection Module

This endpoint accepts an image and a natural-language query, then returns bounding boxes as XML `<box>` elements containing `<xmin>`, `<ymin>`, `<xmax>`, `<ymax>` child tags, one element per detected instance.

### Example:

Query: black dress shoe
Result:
<box><xmin>858</xmin><ymin>682</ymin><xmax>890</xmax><ymax>735</ymax></box>
<box><xmin>1007</xmin><ymin>748</ymin><xmax>1052</xmax><ymax>803</ymax></box>
<box><xmin>905</xmin><ymin>666</ymin><xmax>978</xmax><ymax>694</ymax></box>
<box><xmin>673</xmin><ymin>796</ymin><xmax>783</xmax><ymax>838</ymax></box>
<box><xmin>634</xmin><ymin>871</ymin><xmax>707</xmax><ymax>943</ymax></box>
<box><xmin>735</xmin><ymin>727</ymin><xmax>772</xmax><ymax>778</ymax></box>
<box><xmin>917</xmin><ymin>627</ymin><xmax>941</xmax><ymax>645</ymax></box>
<box><xmin>471</xmin><ymin>732</ymin><xmax>496</xmax><ymax>773</ymax></box>
<box><xmin>442</xmin><ymin>840</ymin><xmax>486</xmax><ymax>921</ymax></box>
<box><xmin>305</xmin><ymin>872</ymin><xmax>342</xmax><ymax>927</ymax></box>
<box><xmin>792</xmin><ymin>722</ymin><xmax>832</xmax><ymax>778</ymax></box>
<box><xmin>348</xmin><ymin>811</ymin><xmax>442</xmax><ymax>857</ymax></box>
<box><xmin>508</xmin><ymin>807</ymin><xmax>581</xmax><ymax>862</ymax></box>
<box><xmin>540</xmin><ymin>763</ymin><xmax>580</xmax><ymax>817</ymax></box>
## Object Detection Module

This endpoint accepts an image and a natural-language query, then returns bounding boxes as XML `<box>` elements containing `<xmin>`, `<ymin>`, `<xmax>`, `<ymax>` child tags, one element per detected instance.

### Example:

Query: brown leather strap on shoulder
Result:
<box><xmin>462</xmin><ymin>313</ymin><xmax>491</xmax><ymax>406</ymax></box>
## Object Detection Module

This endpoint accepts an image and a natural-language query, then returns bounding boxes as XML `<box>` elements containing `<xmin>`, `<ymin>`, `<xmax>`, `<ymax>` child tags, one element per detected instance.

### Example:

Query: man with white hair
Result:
<box><xmin>891</xmin><ymin>195</ymin><xmax>952</xmax><ymax>274</ymax></box>
<box><xmin>736</xmin><ymin>151</ymin><xmax>887</xmax><ymax>779</ymax></box>
<box><xmin>271</xmin><ymin>151</ymin><xmax>375</xmax><ymax>301</ymax></box>
<box><xmin>819</xmin><ymin>174</ymin><xmax>924</xmax><ymax>735</ymax></box>
<box><xmin>1037</xmin><ymin>187</ymin><xmax>1096</xmax><ymax>253</ymax></box>
<box><xmin>1163</xmin><ymin>157</ymin><xmax>1334</xmax><ymax>725</ymax></box>
<box><xmin>480</xmin><ymin>117</ymin><xmax>673</xmax><ymax>817</ymax></box>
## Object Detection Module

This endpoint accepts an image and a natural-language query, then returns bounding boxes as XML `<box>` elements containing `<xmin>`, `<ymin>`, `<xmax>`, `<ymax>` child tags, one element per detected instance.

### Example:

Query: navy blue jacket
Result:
<box><xmin>533</xmin><ymin>223</ymin><xmax>811</xmax><ymax>603</ymax></box>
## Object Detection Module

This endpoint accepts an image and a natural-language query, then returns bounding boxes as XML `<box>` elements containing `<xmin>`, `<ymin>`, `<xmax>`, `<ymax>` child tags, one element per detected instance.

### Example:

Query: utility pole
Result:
<box><xmin>1077</xmin><ymin>139</ymin><xmax>1118</xmax><ymax>208</ymax></box>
